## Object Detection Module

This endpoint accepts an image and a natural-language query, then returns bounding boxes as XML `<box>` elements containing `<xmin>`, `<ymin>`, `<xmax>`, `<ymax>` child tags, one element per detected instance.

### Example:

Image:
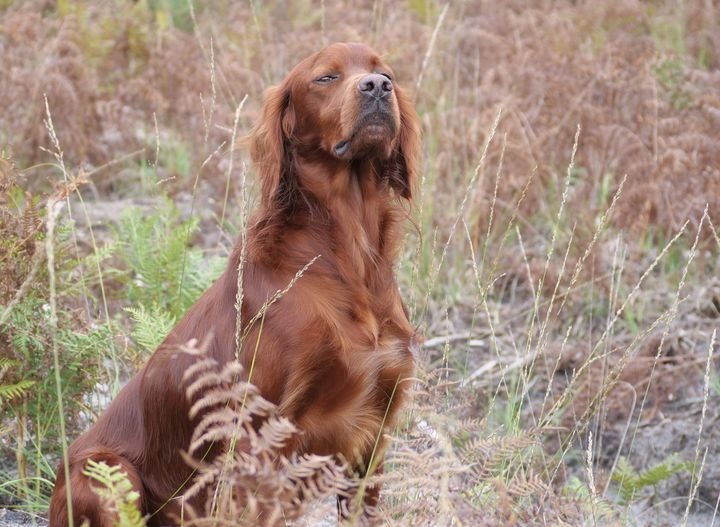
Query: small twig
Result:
<box><xmin>422</xmin><ymin>332</ymin><xmax>488</xmax><ymax>348</ymax></box>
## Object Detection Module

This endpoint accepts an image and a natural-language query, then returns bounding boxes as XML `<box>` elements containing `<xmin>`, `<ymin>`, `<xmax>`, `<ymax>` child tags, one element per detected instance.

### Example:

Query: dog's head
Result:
<box><xmin>251</xmin><ymin>42</ymin><xmax>421</xmax><ymax>207</ymax></box>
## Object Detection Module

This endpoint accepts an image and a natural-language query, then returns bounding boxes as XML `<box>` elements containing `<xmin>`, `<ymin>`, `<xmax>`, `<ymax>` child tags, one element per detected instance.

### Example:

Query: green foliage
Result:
<box><xmin>650</xmin><ymin>17</ymin><xmax>687</xmax><ymax>55</ymax></box>
<box><xmin>148</xmin><ymin>0</ymin><xmax>195</xmax><ymax>32</ymax></box>
<box><xmin>611</xmin><ymin>455</ymin><xmax>692</xmax><ymax>505</ymax></box>
<box><xmin>710</xmin><ymin>366</ymin><xmax>720</xmax><ymax>398</ymax></box>
<box><xmin>0</xmin><ymin>186</ymin><xmax>225</xmax><ymax>509</ymax></box>
<box><xmin>0</xmin><ymin>296</ymin><xmax>111</xmax><ymax>508</ymax></box>
<box><xmin>563</xmin><ymin>476</ymin><xmax>615</xmax><ymax>520</ymax></box>
<box><xmin>3</xmin><ymin>293</ymin><xmax>114</xmax><ymax>428</ymax></box>
<box><xmin>83</xmin><ymin>460</ymin><xmax>145</xmax><ymax>527</ymax></box>
<box><xmin>406</xmin><ymin>0</ymin><xmax>440</xmax><ymax>21</ymax></box>
<box><xmin>65</xmin><ymin>240</ymin><xmax>119</xmax><ymax>296</ymax></box>
<box><xmin>0</xmin><ymin>358</ymin><xmax>34</xmax><ymax>404</ymax></box>
<box><xmin>114</xmin><ymin>199</ymin><xmax>225</xmax><ymax>320</ymax></box>
<box><xmin>0</xmin><ymin>380</ymin><xmax>35</xmax><ymax>405</ymax></box>
<box><xmin>125</xmin><ymin>304</ymin><xmax>175</xmax><ymax>354</ymax></box>
<box><xmin>0</xmin><ymin>166</ymin><xmax>115</xmax><ymax>507</ymax></box>
<box><xmin>110</xmin><ymin>198</ymin><xmax>224</xmax><ymax>361</ymax></box>
<box><xmin>653</xmin><ymin>57</ymin><xmax>692</xmax><ymax>110</ymax></box>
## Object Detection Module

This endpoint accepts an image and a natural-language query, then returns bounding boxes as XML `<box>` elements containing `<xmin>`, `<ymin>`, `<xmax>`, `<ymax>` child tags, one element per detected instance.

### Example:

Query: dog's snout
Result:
<box><xmin>358</xmin><ymin>74</ymin><xmax>393</xmax><ymax>99</ymax></box>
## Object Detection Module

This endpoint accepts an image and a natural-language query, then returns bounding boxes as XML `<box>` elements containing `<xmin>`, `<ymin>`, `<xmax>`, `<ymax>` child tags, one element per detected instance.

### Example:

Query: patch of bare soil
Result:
<box><xmin>626</xmin><ymin>399</ymin><xmax>720</xmax><ymax>523</ymax></box>
<box><xmin>0</xmin><ymin>509</ymin><xmax>47</xmax><ymax>527</ymax></box>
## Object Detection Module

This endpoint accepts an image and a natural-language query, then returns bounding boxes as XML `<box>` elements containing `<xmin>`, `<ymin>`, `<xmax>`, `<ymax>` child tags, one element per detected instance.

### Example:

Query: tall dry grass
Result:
<box><xmin>1</xmin><ymin>0</ymin><xmax>719</xmax><ymax>525</ymax></box>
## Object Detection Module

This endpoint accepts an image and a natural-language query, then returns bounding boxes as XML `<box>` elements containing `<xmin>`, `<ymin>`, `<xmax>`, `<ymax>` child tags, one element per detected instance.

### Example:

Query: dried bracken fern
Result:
<box><xmin>370</xmin><ymin>368</ymin><xmax>590</xmax><ymax>526</ymax></box>
<box><xmin>2</xmin><ymin>0</ymin><xmax>716</xmax><ymax>241</ymax></box>
<box><xmin>176</xmin><ymin>345</ymin><xmax>355</xmax><ymax>526</ymax></box>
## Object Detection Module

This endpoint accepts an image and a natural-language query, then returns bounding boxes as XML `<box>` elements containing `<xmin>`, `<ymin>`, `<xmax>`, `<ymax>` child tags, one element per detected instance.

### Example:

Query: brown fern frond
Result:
<box><xmin>252</xmin><ymin>417</ymin><xmax>298</xmax><ymax>455</ymax></box>
<box><xmin>506</xmin><ymin>470</ymin><xmax>547</xmax><ymax>498</ymax></box>
<box><xmin>177</xmin><ymin>348</ymin><xmax>354</xmax><ymax>526</ymax></box>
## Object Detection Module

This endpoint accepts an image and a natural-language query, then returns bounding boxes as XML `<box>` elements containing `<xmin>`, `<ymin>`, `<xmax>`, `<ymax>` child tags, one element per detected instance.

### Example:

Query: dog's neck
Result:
<box><xmin>302</xmin><ymin>156</ymin><xmax>390</xmax><ymax>277</ymax></box>
<box><xmin>251</xmin><ymin>154</ymin><xmax>401</xmax><ymax>283</ymax></box>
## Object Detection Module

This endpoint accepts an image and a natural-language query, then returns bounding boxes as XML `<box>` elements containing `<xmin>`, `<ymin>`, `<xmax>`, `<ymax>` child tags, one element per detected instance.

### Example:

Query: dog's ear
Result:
<box><xmin>250</xmin><ymin>82</ymin><xmax>296</xmax><ymax>208</ymax></box>
<box><xmin>386</xmin><ymin>84</ymin><xmax>421</xmax><ymax>200</ymax></box>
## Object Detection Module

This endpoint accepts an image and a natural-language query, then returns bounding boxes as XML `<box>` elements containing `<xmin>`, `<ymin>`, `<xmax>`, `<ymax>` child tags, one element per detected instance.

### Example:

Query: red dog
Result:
<box><xmin>50</xmin><ymin>42</ymin><xmax>420</xmax><ymax>525</ymax></box>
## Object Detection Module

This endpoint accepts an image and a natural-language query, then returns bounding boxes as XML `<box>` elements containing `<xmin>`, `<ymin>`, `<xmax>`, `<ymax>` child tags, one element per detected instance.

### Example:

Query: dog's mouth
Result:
<box><xmin>334</xmin><ymin>139</ymin><xmax>352</xmax><ymax>157</ymax></box>
<box><xmin>333</xmin><ymin>110</ymin><xmax>396</xmax><ymax>159</ymax></box>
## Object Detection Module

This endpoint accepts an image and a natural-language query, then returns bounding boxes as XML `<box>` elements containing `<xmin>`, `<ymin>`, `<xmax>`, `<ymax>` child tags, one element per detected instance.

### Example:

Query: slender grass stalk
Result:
<box><xmin>349</xmin><ymin>376</ymin><xmax>401</xmax><ymax>524</ymax></box>
<box><xmin>681</xmin><ymin>329</ymin><xmax>716</xmax><ymax>527</ymax></box>
<box><xmin>43</xmin><ymin>96</ymin><xmax>122</xmax><ymax>394</ymax></box>
<box><xmin>176</xmin><ymin>142</ymin><xmax>226</xmax><ymax>305</ymax></box>
<box><xmin>220</xmin><ymin>95</ymin><xmax>249</xmax><ymax>232</ymax></box>
<box><xmin>414</xmin><ymin>3</ymin><xmax>449</xmax><ymax>98</ymax></box>
<box><xmin>46</xmin><ymin>195</ymin><xmax>73</xmax><ymax>527</ymax></box>
<box><xmin>627</xmin><ymin>207</ymin><xmax>707</xmax><ymax>462</ymax></box>
<box><xmin>422</xmin><ymin>108</ymin><xmax>501</xmax><ymax>320</ymax></box>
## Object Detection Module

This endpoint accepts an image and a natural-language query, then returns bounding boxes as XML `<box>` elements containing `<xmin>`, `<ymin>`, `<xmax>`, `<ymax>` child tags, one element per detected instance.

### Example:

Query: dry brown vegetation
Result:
<box><xmin>1</xmin><ymin>0</ymin><xmax>720</xmax><ymax>525</ymax></box>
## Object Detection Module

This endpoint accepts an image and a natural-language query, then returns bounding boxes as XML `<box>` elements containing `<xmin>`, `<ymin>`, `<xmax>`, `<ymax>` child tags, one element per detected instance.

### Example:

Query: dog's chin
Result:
<box><xmin>333</xmin><ymin>116</ymin><xmax>396</xmax><ymax>160</ymax></box>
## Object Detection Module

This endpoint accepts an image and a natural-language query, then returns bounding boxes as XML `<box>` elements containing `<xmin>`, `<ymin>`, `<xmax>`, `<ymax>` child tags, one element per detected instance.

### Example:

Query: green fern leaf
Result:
<box><xmin>115</xmin><ymin>199</ymin><xmax>225</xmax><ymax>319</ymax></box>
<box><xmin>0</xmin><ymin>379</ymin><xmax>35</xmax><ymax>404</ymax></box>
<box><xmin>612</xmin><ymin>455</ymin><xmax>690</xmax><ymax>505</ymax></box>
<box><xmin>83</xmin><ymin>459</ymin><xmax>145</xmax><ymax>527</ymax></box>
<box><xmin>635</xmin><ymin>454</ymin><xmax>691</xmax><ymax>488</ymax></box>
<box><xmin>125</xmin><ymin>305</ymin><xmax>175</xmax><ymax>353</ymax></box>
<box><xmin>0</xmin><ymin>357</ymin><xmax>20</xmax><ymax>371</ymax></box>
<box><xmin>612</xmin><ymin>457</ymin><xmax>639</xmax><ymax>505</ymax></box>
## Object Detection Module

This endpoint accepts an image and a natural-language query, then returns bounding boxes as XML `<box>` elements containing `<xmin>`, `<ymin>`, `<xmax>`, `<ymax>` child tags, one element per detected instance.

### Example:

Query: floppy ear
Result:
<box><xmin>250</xmin><ymin>83</ymin><xmax>296</xmax><ymax>208</ymax></box>
<box><xmin>386</xmin><ymin>84</ymin><xmax>421</xmax><ymax>200</ymax></box>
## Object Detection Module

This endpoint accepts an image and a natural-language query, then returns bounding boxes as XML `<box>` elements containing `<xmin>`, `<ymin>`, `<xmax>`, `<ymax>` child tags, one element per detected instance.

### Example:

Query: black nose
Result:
<box><xmin>358</xmin><ymin>74</ymin><xmax>393</xmax><ymax>99</ymax></box>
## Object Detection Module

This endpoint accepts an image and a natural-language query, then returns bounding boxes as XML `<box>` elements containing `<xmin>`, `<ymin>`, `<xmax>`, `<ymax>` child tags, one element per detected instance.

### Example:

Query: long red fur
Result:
<box><xmin>49</xmin><ymin>42</ymin><xmax>420</xmax><ymax>526</ymax></box>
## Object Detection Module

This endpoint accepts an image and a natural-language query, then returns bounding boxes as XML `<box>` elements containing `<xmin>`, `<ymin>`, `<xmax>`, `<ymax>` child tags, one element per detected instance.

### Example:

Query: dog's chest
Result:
<box><xmin>263</xmin><ymin>248</ymin><xmax>414</xmax><ymax>461</ymax></box>
<box><xmin>296</xmin><ymin>331</ymin><xmax>414</xmax><ymax>462</ymax></box>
